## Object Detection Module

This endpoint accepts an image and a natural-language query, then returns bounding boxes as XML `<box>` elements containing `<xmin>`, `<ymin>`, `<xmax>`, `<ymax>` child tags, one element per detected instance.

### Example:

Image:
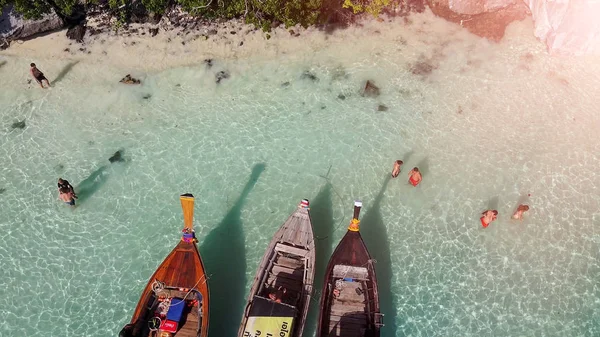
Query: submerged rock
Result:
<box><xmin>11</xmin><ymin>120</ymin><xmax>26</xmax><ymax>129</ymax></box>
<box><xmin>0</xmin><ymin>187</ymin><xmax>5</xmax><ymax>194</ymax></box>
<box><xmin>377</xmin><ymin>104</ymin><xmax>389</xmax><ymax>111</ymax></box>
<box><xmin>362</xmin><ymin>80</ymin><xmax>380</xmax><ymax>98</ymax></box>
<box><xmin>338</xmin><ymin>94</ymin><xmax>346</xmax><ymax>100</ymax></box>
<box><xmin>149</xmin><ymin>27</ymin><xmax>159</xmax><ymax>37</ymax></box>
<box><xmin>215</xmin><ymin>70</ymin><xmax>229</xmax><ymax>83</ymax></box>
<box><xmin>120</xmin><ymin>74</ymin><xmax>141</xmax><ymax>85</ymax></box>
<box><xmin>204</xmin><ymin>59</ymin><xmax>213</xmax><ymax>68</ymax></box>
<box><xmin>300</xmin><ymin>71</ymin><xmax>318</xmax><ymax>81</ymax></box>
<box><xmin>109</xmin><ymin>150</ymin><xmax>124</xmax><ymax>163</ymax></box>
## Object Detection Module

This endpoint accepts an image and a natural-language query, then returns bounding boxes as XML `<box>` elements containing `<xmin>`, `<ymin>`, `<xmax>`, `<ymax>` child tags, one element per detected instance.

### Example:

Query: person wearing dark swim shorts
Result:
<box><xmin>30</xmin><ymin>63</ymin><xmax>51</xmax><ymax>88</ymax></box>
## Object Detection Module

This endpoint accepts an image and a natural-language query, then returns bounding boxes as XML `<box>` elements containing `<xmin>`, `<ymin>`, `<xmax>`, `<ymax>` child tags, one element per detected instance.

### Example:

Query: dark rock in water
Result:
<box><xmin>208</xmin><ymin>29</ymin><xmax>218</xmax><ymax>36</ymax></box>
<box><xmin>204</xmin><ymin>59</ymin><xmax>213</xmax><ymax>68</ymax></box>
<box><xmin>239</xmin><ymin>41</ymin><xmax>243</xmax><ymax>46</ymax></box>
<box><xmin>109</xmin><ymin>150</ymin><xmax>124</xmax><ymax>163</ymax></box>
<box><xmin>0</xmin><ymin>187</ymin><xmax>5</xmax><ymax>194</ymax></box>
<box><xmin>66</xmin><ymin>24</ymin><xmax>86</xmax><ymax>43</ymax></box>
<box><xmin>175</xmin><ymin>83</ymin><xmax>181</xmax><ymax>87</ymax></box>
<box><xmin>281</xmin><ymin>81</ymin><xmax>290</xmax><ymax>87</ymax></box>
<box><xmin>362</xmin><ymin>80</ymin><xmax>380</xmax><ymax>97</ymax></box>
<box><xmin>377</xmin><ymin>104</ymin><xmax>389</xmax><ymax>111</ymax></box>
<box><xmin>142</xmin><ymin>94</ymin><xmax>152</xmax><ymax>100</ymax></box>
<box><xmin>11</xmin><ymin>120</ymin><xmax>26</xmax><ymax>129</ymax></box>
<box><xmin>120</xmin><ymin>74</ymin><xmax>141</xmax><ymax>85</ymax></box>
<box><xmin>149</xmin><ymin>27</ymin><xmax>159</xmax><ymax>37</ymax></box>
<box><xmin>215</xmin><ymin>70</ymin><xmax>230</xmax><ymax>84</ymax></box>
<box><xmin>300</xmin><ymin>71</ymin><xmax>318</xmax><ymax>81</ymax></box>
<box><xmin>410</xmin><ymin>60</ymin><xmax>436</xmax><ymax>76</ymax></box>
<box><xmin>338</xmin><ymin>94</ymin><xmax>346</xmax><ymax>100</ymax></box>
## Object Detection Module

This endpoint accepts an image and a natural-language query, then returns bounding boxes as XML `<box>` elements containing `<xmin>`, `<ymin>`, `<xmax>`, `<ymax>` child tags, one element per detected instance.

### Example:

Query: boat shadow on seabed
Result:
<box><xmin>200</xmin><ymin>163</ymin><xmax>265</xmax><ymax>337</ymax></box>
<box><xmin>360</xmin><ymin>175</ymin><xmax>398</xmax><ymax>337</ymax></box>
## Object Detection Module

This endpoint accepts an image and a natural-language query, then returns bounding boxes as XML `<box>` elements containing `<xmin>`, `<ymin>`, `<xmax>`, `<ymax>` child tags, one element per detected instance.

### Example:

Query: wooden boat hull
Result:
<box><xmin>120</xmin><ymin>194</ymin><xmax>210</xmax><ymax>337</ymax></box>
<box><xmin>317</xmin><ymin>202</ymin><xmax>383</xmax><ymax>337</ymax></box>
<box><xmin>238</xmin><ymin>200</ymin><xmax>315</xmax><ymax>337</ymax></box>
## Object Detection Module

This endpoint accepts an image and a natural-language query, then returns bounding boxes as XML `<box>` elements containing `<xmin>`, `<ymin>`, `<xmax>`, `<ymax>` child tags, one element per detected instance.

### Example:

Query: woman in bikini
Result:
<box><xmin>391</xmin><ymin>160</ymin><xmax>403</xmax><ymax>178</ymax></box>
<box><xmin>512</xmin><ymin>205</ymin><xmax>530</xmax><ymax>220</ymax></box>
<box><xmin>408</xmin><ymin>167</ymin><xmax>422</xmax><ymax>186</ymax></box>
<box><xmin>480</xmin><ymin>210</ymin><xmax>498</xmax><ymax>228</ymax></box>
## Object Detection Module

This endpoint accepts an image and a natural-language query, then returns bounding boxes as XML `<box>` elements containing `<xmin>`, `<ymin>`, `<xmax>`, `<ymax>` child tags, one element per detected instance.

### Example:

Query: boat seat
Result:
<box><xmin>159</xmin><ymin>298</ymin><xmax>185</xmax><ymax>333</ymax></box>
<box><xmin>333</xmin><ymin>265</ymin><xmax>368</xmax><ymax>280</ymax></box>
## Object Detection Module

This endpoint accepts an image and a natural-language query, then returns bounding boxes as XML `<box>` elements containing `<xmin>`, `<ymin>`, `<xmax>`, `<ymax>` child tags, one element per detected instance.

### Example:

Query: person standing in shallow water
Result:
<box><xmin>408</xmin><ymin>167</ymin><xmax>422</xmax><ymax>186</ymax></box>
<box><xmin>58</xmin><ymin>178</ymin><xmax>77</xmax><ymax>199</ymax></box>
<box><xmin>480</xmin><ymin>210</ymin><xmax>498</xmax><ymax>228</ymax></box>
<box><xmin>59</xmin><ymin>187</ymin><xmax>76</xmax><ymax>207</ymax></box>
<box><xmin>30</xmin><ymin>63</ymin><xmax>51</xmax><ymax>88</ymax></box>
<box><xmin>512</xmin><ymin>205</ymin><xmax>530</xmax><ymax>220</ymax></box>
<box><xmin>391</xmin><ymin>160</ymin><xmax>403</xmax><ymax>178</ymax></box>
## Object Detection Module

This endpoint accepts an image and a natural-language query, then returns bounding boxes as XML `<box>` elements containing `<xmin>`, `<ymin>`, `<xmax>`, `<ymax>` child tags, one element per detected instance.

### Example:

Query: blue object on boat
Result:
<box><xmin>344</xmin><ymin>277</ymin><xmax>354</xmax><ymax>282</ymax></box>
<box><xmin>166</xmin><ymin>298</ymin><xmax>185</xmax><ymax>322</ymax></box>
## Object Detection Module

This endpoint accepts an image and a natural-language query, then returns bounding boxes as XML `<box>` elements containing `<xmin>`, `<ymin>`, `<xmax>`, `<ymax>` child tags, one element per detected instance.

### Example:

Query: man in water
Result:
<box><xmin>391</xmin><ymin>160</ymin><xmax>403</xmax><ymax>178</ymax></box>
<box><xmin>58</xmin><ymin>178</ymin><xmax>77</xmax><ymax>199</ymax></box>
<box><xmin>408</xmin><ymin>167</ymin><xmax>422</xmax><ymax>186</ymax></box>
<box><xmin>59</xmin><ymin>187</ymin><xmax>76</xmax><ymax>206</ymax></box>
<box><xmin>512</xmin><ymin>205</ymin><xmax>530</xmax><ymax>220</ymax></box>
<box><xmin>30</xmin><ymin>63</ymin><xmax>51</xmax><ymax>88</ymax></box>
<box><xmin>480</xmin><ymin>210</ymin><xmax>498</xmax><ymax>228</ymax></box>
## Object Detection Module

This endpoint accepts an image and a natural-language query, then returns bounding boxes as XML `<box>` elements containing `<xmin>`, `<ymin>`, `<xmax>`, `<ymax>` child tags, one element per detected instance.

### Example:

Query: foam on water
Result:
<box><xmin>1</xmin><ymin>12</ymin><xmax>599</xmax><ymax>337</ymax></box>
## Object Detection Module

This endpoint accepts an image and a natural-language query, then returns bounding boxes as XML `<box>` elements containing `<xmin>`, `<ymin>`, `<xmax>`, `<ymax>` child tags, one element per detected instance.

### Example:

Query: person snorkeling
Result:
<box><xmin>58</xmin><ymin>178</ymin><xmax>77</xmax><ymax>199</ymax></box>
<box><xmin>59</xmin><ymin>187</ymin><xmax>76</xmax><ymax>207</ymax></box>
<box><xmin>408</xmin><ymin>167</ymin><xmax>422</xmax><ymax>187</ymax></box>
<box><xmin>480</xmin><ymin>210</ymin><xmax>498</xmax><ymax>228</ymax></box>
<box><xmin>512</xmin><ymin>205</ymin><xmax>530</xmax><ymax>220</ymax></box>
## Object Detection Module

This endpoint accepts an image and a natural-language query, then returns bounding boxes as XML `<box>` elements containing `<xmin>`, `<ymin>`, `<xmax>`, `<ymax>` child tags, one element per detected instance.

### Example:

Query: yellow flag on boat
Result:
<box><xmin>242</xmin><ymin>316</ymin><xmax>294</xmax><ymax>337</ymax></box>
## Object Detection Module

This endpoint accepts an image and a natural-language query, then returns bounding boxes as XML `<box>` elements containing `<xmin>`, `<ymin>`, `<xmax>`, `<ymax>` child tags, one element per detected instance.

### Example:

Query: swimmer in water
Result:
<box><xmin>58</xmin><ymin>178</ymin><xmax>77</xmax><ymax>199</ymax></box>
<box><xmin>512</xmin><ymin>204</ymin><xmax>530</xmax><ymax>220</ymax></box>
<box><xmin>408</xmin><ymin>167</ymin><xmax>422</xmax><ymax>186</ymax></box>
<box><xmin>480</xmin><ymin>210</ymin><xmax>498</xmax><ymax>228</ymax></box>
<box><xmin>59</xmin><ymin>187</ymin><xmax>76</xmax><ymax>207</ymax></box>
<box><xmin>391</xmin><ymin>160</ymin><xmax>403</xmax><ymax>178</ymax></box>
<box><xmin>30</xmin><ymin>63</ymin><xmax>51</xmax><ymax>88</ymax></box>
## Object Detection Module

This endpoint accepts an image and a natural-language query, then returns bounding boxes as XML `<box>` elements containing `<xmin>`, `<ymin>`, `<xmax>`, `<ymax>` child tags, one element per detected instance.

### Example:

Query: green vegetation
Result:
<box><xmin>1</xmin><ymin>0</ymin><xmax>408</xmax><ymax>31</ymax></box>
<box><xmin>0</xmin><ymin>0</ymin><xmax>78</xmax><ymax>20</ymax></box>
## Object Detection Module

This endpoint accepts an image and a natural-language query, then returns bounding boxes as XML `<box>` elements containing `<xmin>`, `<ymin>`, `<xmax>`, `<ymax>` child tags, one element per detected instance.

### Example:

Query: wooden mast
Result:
<box><xmin>348</xmin><ymin>200</ymin><xmax>362</xmax><ymax>231</ymax></box>
<box><xmin>180</xmin><ymin>193</ymin><xmax>195</xmax><ymax>230</ymax></box>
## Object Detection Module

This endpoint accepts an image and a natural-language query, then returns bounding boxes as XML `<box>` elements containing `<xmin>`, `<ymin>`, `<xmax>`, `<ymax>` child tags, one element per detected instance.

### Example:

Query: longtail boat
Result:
<box><xmin>119</xmin><ymin>193</ymin><xmax>210</xmax><ymax>337</ymax></box>
<box><xmin>238</xmin><ymin>199</ymin><xmax>315</xmax><ymax>337</ymax></box>
<box><xmin>317</xmin><ymin>201</ymin><xmax>384</xmax><ymax>337</ymax></box>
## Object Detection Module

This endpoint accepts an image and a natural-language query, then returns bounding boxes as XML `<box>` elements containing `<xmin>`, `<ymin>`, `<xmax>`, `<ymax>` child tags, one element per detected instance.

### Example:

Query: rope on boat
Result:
<box><xmin>151</xmin><ymin>273</ymin><xmax>212</xmax><ymax>309</ymax></box>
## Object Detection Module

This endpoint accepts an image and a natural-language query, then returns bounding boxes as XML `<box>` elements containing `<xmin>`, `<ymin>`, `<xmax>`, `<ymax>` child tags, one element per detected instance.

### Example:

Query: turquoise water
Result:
<box><xmin>1</xmin><ymin>15</ymin><xmax>600</xmax><ymax>337</ymax></box>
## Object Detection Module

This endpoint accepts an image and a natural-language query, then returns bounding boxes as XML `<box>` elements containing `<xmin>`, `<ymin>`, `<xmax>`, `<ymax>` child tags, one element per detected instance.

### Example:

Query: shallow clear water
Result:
<box><xmin>1</xmin><ymin>14</ymin><xmax>600</xmax><ymax>337</ymax></box>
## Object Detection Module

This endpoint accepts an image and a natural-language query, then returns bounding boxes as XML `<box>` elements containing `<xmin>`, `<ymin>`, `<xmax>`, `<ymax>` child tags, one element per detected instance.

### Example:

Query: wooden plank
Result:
<box><xmin>267</xmin><ymin>273</ymin><xmax>303</xmax><ymax>292</ymax></box>
<box><xmin>330</xmin><ymin>302</ymin><xmax>366</xmax><ymax>314</ymax></box>
<box><xmin>275</xmin><ymin>255</ymin><xmax>303</xmax><ymax>269</ymax></box>
<box><xmin>272</xmin><ymin>264</ymin><xmax>304</xmax><ymax>278</ymax></box>
<box><xmin>275</xmin><ymin>243</ymin><xmax>310</xmax><ymax>257</ymax></box>
<box><xmin>329</xmin><ymin>313</ymin><xmax>367</xmax><ymax>324</ymax></box>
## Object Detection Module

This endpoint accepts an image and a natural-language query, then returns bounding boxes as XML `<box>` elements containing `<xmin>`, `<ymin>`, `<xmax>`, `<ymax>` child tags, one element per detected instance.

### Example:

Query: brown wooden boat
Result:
<box><xmin>119</xmin><ymin>193</ymin><xmax>210</xmax><ymax>337</ymax></box>
<box><xmin>316</xmin><ymin>201</ymin><xmax>384</xmax><ymax>337</ymax></box>
<box><xmin>238</xmin><ymin>199</ymin><xmax>315</xmax><ymax>337</ymax></box>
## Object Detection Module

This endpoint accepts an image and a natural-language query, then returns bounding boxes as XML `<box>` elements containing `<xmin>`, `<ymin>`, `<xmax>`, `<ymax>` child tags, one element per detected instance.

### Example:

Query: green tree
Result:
<box><xmin>342</xmin><ymin>0</ymin><xmax>390</xmax><ymax>16</ymax></box>
<box><xmin>0</xmin><ymin>0</ymin><xmax>78</xmax><ymax>20</ymax></box>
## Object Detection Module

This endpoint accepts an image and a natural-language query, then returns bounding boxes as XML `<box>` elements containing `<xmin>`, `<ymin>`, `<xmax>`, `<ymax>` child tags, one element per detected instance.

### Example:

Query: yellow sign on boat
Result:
<box><xmin>242</xmin><ymin>316</ymin><xmax>294</xmax><ymax>337</ymax></box>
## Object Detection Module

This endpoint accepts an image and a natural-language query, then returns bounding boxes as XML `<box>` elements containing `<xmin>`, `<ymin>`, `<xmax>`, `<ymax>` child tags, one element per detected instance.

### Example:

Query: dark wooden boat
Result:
<box><xmin>317</xmin><ymin>201</ymin><xmax>384</xmax><ymax>337</ymax></box>
<box><xmin>119</xmin><ymin>193</ymin><xmax>210</xmax><ymax>337</ymax></box>
<box><xmin>238</xmin><ymin>199</ymin><xmax>315</xmax><ymax>337</ymax></box>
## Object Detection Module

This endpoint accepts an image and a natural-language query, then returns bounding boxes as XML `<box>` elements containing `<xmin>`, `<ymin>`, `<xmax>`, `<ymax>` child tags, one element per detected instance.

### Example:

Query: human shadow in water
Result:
<box><xmin>75</xmin><ymin>165</ymin><xmax>109</xmax><ymax>204</ymax></box>
<box><xmin>200</xmin><ymin>163</ymin><xmax>265</xmax><ymax>337</ymax></box>
<box><xmin>53</xmin><ymin>61</ymin><xmax>79</xmax><ymax>84</ymax></box>
<box><xmin>303</xmin><ymin>181</ymin><xmax>336</xmax><ymax>337</ymax></box>
<box><xmin>360</xmin><ymin>175</ymin><xmax>398</xmax><ymax>336</ymax></box>
<box><xmin>75</xmin><ymin>150</ymin><xmax>127</xmax><ymax>204</ymax></box>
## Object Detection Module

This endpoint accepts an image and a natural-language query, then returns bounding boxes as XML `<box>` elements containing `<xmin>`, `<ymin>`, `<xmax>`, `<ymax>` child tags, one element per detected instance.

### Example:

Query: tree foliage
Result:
<box><xmin>0</xmin><ymin>0</ymin><xmax>78</xmax><ymax>19</ymax></box>
<box><xmin>343</xmin><ymin>0</ymin><xmax>391</xmax><ymax>16</ymax></box>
